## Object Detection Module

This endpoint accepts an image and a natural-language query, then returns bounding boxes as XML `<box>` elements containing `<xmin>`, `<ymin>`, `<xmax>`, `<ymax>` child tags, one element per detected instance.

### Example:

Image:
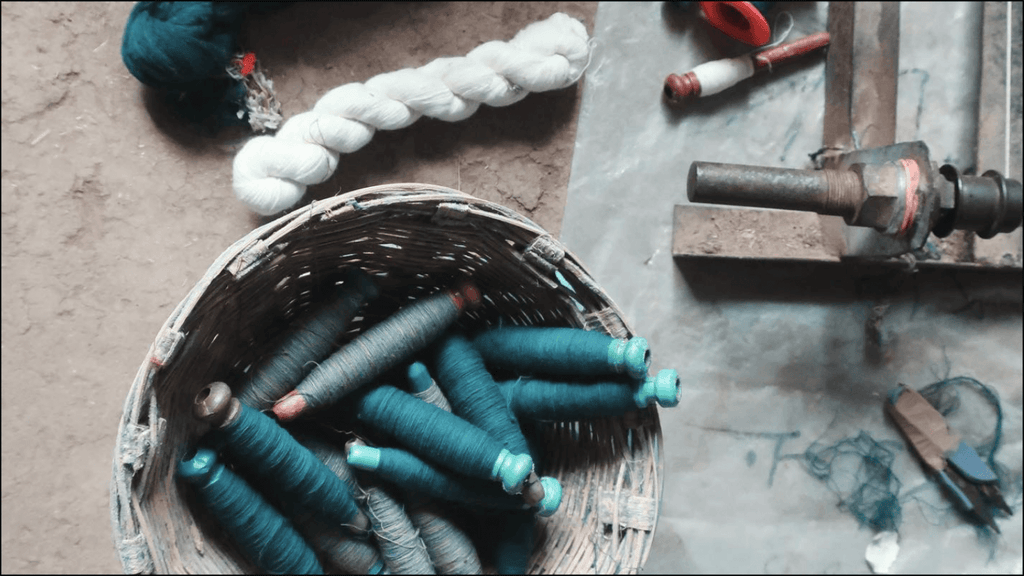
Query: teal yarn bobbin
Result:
<box><xmin>274</xmin><ymin>282</ymin><xmax>483</xmax><ymax>422</ymax></box>
<box><xmin>347</xmin><ymin>444</ymin><xmax>532</xmax><ymax>512</ymax></box>
<box><xmin>346</xmin><ymin>436</ymin><xmax>483</xmax><ymax>575</ymax></box>
<box><xmin>433</xmin><ymin>333</ymin><xmax>561</xmax><ymax>514</ymax></box>
<box><xmin>408</xmin><ymin>361</ymin><xmax>453</xmax><ymax>413</ymax></box>
<box><xmin>293</xmin><ymin>433</ymin><xmax>386</xmax><ymax>575</ymax></box>
<box><xmin>238</xmin><ymin>267</ymin><xmax>379</xmax><ymax>411</ymax></box>
<box><xmin>472</xmin><ymin>326</ymin><xmax>651</xmax><ymax>380</ymax></box>
<box><xmin>195</xmin><ymin>382</ymin><xmax>370</xmax><ymax>534</ymax></box>
<box><xmin>352</xmin><ymin>384</ymin><xmax>533</xmax><ymax>495</ymax></box>
<box><xmin>498</xmin><ymin>369</ymin><xmax>681</xmax><ymax>421</ymax></box>
<box><xmin>178</xmin><ymin>447</ymin><xmax>323</xmax><ymax>575</ymax></box>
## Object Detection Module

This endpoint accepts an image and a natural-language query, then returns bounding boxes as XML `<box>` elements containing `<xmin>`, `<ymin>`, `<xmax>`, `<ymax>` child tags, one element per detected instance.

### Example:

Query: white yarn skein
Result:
<box><xmin>233</xmin><ymin>12</ymin><xmax>591</xmax><ymax>215</ymax></box>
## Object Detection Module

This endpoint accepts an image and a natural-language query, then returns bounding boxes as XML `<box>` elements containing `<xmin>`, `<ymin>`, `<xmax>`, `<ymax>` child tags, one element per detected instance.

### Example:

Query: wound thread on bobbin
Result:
<box><xmin>433</xmin><ymin>332</ymin><xmax>562</xmax><ymax>517</ymax></box>
<box><xmin>498</xmin><ymin>368</ymin><xmax>682</xmax><ymax>422</ymax></box>
<box><xmin>351</xmin><ymin>384</ymin><xmax>534</xmax><ymax>495</ymax></box>
<box><xmin>472</xmin><ymin>326</ymin><xmax>651</xmax><ymax>381</ymax></box>
<box><xmin>177</xmin><ymin>447</ymin><xmax>324</xmax><ymax>575</ymax></box>
<box><xmin>365</xmin><ymin>485</ymin><xmax>436</xmax><ymax>575</ymax></box>
<box><xmin>237</xmin><ymin>267</ymin><xmax>379</xmax><ymax>412</ymax></box>
<box><xmin>273</xmin><ymin>282</ymin><xmax>482</xmax><ymax>422</ymax></box>
<box><xmin>293</xmin><ymin>433</ymin><xmax>387</xmax><ymax>575</ymax></box>
<box><xmin>664</xmin><ymin>32</ymin><xmax>830</xmax><ymax>106</ymax></box>
<box><xmin>196</xmin><ymin>382</ymin><xmax>370</xmax><ymax>535</ymax></box>
<box><xmin>347</xmin><ymin>444</ymin><xmax>533</xmax><ymax>512</ymax></box>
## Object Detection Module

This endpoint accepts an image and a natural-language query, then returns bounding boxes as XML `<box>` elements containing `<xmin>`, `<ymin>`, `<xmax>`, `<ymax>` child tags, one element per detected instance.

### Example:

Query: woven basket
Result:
<box><xmin>110</xmin><ymin>184</ymin><xmax>663</xmax><ymax>574</ymax></box>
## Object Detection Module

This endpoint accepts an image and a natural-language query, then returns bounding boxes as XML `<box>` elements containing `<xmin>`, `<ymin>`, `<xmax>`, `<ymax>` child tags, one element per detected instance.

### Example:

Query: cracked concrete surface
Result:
<box><xmin>1</xmin><ymin>2</ymin><xmax>595</xmax><ymax>573</ymax></box>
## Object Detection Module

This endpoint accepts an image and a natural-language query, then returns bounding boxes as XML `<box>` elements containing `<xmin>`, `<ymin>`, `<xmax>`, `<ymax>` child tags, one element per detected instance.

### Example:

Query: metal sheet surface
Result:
<box><xmin>562</xmin><ymin>2</ymin><xmax>1022</xmax><ymax>572</ymax></box>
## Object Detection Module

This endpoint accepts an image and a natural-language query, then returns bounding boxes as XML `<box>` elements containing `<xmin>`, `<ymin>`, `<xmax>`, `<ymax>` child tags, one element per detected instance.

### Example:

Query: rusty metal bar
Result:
<box><xmin>822</xmin><ymin>2</ymin><xmax>900</xmax><ymax>155</ymax></box>
<box><xmin>687</xmin><ymin>162</ymin><xmax>861</xmax><ymax>218</ymax></box>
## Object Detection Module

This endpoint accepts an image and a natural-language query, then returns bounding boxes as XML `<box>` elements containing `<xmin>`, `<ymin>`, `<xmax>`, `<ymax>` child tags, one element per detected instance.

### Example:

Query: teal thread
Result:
<box><xmin>408</xmin><ymin>361</ymin><xmax>434</xmax><ymax>393</ymax></box>
<box><xmin>207</xmin><ymin>403</ymin><xmax>363</xmax><ymax>530</ymax></box>
<box><xmin>473</xmin><ymin>326</ymin><xmax>650</xmax><ymax>380</ymax></box>
<box><xmin>178</xmin><ymin>447</ymin><xmax>323</xmax><ymax>574</ymax></box>
<box><xmin>435</xmin><ymin>332</ymin><xmax>541</xmax><ymax>575</ymax></box>
<box><xmin>296</xmin><ymin>434</ymin><xmax>388</xmax><ymax>575</ymax></box>
<box><xmin>121</xmin><ymin>2</ymin><xmax>284</xmax><ymax>128</ymax></box>
<box><xmin>349</xmin><ymin>445</ymin><xmax>530</xmax><ymax>511</ymax></box>
<box><xmin>407</xmin><ymin>361</ymin><xmax>453</xmax><ymax>413</ymax></box>
<box><xmin>434</xmin><ymin>333</ymin><xmax>534</xmax><ymax>457</ymax></box>
<box><xmin>499</xmin><ymin>377</ymin><xmax>646</xmax><ymax>421</ymax></box>
<box><xmin>354</xmin><ymin>384</ymin><xmax>529</xmax><ymax>492</ymax></box>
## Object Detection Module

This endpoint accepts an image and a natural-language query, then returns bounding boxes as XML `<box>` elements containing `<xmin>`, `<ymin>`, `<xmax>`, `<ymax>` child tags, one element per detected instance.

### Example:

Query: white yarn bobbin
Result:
<box><xmin>233</xmin><ymin>12</ymin><xmax>592</xmax><ymax>216</ymax></box>
<box><xmin>690</xmin><ymin>56</ymin><xmax>756</xmax><ymax>97</ymax></box>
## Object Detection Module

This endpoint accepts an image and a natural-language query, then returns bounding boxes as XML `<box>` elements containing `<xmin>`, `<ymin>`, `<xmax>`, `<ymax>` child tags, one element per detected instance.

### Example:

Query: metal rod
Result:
<box><xmin>687</xmin><ymin>162</ymin><xmax>862</xmax><ymax>218</ymax></box>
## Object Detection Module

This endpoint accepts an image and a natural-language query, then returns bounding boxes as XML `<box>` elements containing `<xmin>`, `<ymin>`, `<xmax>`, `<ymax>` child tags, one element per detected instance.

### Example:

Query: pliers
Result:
<box><xmin>886</xmin><ymin>384</ymin><xmax>1012</xmax><ymax>533</ymax></box>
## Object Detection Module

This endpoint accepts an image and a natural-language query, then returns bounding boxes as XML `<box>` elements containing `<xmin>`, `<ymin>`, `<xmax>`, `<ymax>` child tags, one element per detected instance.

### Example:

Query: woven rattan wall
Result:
<box><xmin>110</xmin><ymin>184</ymin><xmax>663</xmax><ymax>574</ymax></box>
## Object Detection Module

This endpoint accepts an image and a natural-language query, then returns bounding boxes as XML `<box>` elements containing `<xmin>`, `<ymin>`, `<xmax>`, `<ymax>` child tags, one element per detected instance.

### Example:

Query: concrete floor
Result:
<box><xmin>1</xmin><ymin>2</ymin><xmax>594</xmax><ymax>573</ymax></box>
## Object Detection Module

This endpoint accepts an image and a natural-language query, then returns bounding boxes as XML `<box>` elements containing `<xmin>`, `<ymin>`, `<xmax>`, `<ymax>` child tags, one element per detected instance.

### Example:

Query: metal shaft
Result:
<box><xmin>687</xmin><ymin>162</ymin><xmax>862</xmax><ymax>218</ymax></box>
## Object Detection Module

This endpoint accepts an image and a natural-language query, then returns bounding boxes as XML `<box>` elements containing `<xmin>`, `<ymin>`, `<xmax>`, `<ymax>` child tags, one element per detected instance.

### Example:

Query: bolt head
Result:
<box><xmin>849</xmin><ymin>162</ymin><xmax>905</xmax><ymax>233</ymax></box>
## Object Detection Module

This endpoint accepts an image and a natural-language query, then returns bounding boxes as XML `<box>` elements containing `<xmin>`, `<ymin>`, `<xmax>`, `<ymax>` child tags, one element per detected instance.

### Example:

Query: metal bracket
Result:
<box><xmin>674</xmin><ymin>1</ymin><xmax>1022</xmax><ymax>270</ymax></box>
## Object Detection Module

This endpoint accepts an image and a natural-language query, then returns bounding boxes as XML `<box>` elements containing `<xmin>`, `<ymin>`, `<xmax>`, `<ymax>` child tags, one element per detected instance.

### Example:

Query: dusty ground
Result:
<box><xmin>1</xmin><ymin>2</ymin><xmax>594</xmax><ymax>573</ymax></box>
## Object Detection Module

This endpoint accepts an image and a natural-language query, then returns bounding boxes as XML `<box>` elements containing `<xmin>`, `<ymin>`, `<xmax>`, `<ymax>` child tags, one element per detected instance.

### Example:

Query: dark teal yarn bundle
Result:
<box><xmin>472</xmin><ymin>326</ymin><xmax>651</xmax><ymax>380</ymax></box>
<box><xmin>347</xmin><ymin>445</ymin><xmax>530</xmax><ymax>511</ymax></box>
<box><xmin>178</xmin><ymin>447</ymin><xmax>323</xmax><ymax>575</ymax></box>
<box><xmin>205</xmin><ymin>394</ymin><xmax>365</xmax><ymax>532</ymax></box>
<box><xmin>121</xmin><ymin>2</ymin><xmax>257</xmax><ymax>128</ymax></box>
<box><xmin>238</xmin><ymin>268</ymin><xmax>379</xmax><ymax>411</ymax></box>
<box><xmin>796</xmin><ymin>431</ymin><xmax>903</xmax><ymax>533</ymax></box>
<box><xmin>352</xmin><ymin>384</ymin><xmax>534</xmax><ymax>494</ymax></box>
<box><xmin>274</xmin><ymin>283</ymin><xmax>481</xmax><ymax>422</ymax></box>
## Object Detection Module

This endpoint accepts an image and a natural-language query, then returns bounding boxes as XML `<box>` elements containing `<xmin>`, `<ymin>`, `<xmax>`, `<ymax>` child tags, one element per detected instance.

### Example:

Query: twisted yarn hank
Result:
<box><xmin>232</xmin><ymin>12</ymin><xmax>592</xmax><ymax>215</ymax></box>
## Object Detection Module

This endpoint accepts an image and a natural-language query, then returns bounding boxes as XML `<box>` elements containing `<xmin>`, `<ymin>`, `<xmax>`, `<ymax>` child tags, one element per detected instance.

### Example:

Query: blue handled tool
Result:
<box><xmin>886</xmin><ymin>384</ymin><xmax>1012</xmax><ymax>532</ymax></box>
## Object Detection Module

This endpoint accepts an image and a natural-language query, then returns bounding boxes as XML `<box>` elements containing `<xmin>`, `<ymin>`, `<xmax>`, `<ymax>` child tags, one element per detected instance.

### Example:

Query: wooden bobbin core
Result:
<box><xmin>522</xmin><ymin>471</ymin><xmax>546</xmax><ymax>506</ymax></box>
<box><xmin>195</xmin><ymin>382</ymin><xmax>241</xmax><ymax>429</ymax></box>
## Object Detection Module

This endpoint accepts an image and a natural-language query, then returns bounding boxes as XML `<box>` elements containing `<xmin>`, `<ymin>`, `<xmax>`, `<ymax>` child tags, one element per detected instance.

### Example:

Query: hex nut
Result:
<box><xmin>848</xmin><ymin>162</ymin><xmax>905</xmax><ymax>233</ymax></box>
